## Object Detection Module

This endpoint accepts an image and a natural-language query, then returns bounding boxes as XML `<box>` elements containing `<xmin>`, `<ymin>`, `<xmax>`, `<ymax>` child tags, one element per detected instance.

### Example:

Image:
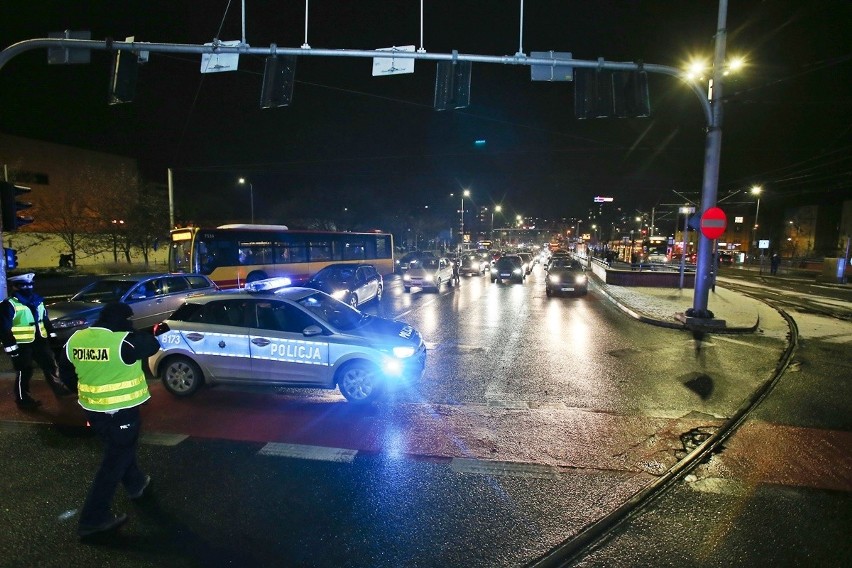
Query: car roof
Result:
<box><xmin>181</xmin><ymin>286</ymin><xmax>319</xmax><ymax>304</ymax></box>
<box><xmin>93</xmin><ymin>272</ymin><xmax>198</xmax><ymax>283</ymax></box>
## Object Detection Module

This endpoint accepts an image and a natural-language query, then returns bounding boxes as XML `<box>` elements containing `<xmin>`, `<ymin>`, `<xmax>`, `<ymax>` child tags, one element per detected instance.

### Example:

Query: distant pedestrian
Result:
<box><xmin>770</xmin><ymin>252</ymin><xmax>781</xmax><ymax>275</ymax></box>
<box><xmin>58</xmin><ymin>302</ymin><xmax>161</xmax><ymax>539</ymax></box>
<box><xmin>452</xmin><ymin>258</ymin><xmax>461</xmax><ymax>286</ymax></box>
<box><xmin>1</xmin><ymin>273</ymin><xmax>71</xmax><ymax>409</ymax></box>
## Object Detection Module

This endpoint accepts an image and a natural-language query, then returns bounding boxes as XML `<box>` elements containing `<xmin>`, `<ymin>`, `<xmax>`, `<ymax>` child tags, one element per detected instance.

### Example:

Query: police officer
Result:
<box><xmin>58</xmin><ymin>302</ymin><xmax>161</xmax><ymax>539</ymax></box>
<box><xmin>1</xmin><ymin>273</ymin><xmax>70</xmax><ymax>409</ymax></box>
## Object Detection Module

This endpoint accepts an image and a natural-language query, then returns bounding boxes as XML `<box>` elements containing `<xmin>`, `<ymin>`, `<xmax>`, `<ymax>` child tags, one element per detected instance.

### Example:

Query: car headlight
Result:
<box><xmin>331</xmin><ymin>290</ymin><xmax>347</xmax><ymax>300</ymax></box>
<box><xmin>403</xmin><ymin>274</ymin><xmax>411</xmax><ymax>281</ymax></box>
<box><xmin>575</xmin><ymin>275</ymin><xmax>587</xmax><ymax>284</ymax></box>
<box><xmin>549</xmin><ymin>274</ymin><xmax>560</xmax><ymax>284</ymax></box>
<box><xmin>513</xmin><ymin>268</ymin><xmax>521</xmax><ymax>275</ymax></box>
<box><xmin>425</xmin><ymin>274</ymin><xmax>434</xmax><ymax>282</ymax></box>
<box><xmin>52</xmin><ymin>318</ymin><xmax>88</xmax><ymax>330</ymax></box>
<box><xmin>392</xmin><ymin>345</ymin><xmax>416</xmax><ymax>358</ymax></box>
<box><xmin>490</xmin><ymin>267</ymin><xmax>497</xmax><ymax>273</ymax></box>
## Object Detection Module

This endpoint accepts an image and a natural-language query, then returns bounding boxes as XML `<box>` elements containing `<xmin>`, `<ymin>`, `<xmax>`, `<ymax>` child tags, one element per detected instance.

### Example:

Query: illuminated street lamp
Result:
<box><xmin>238</xmin><ymin>177</ymin><xmax>254</xmax><ymax>223</ymax></box>
<box><xmin>751</xmin><ymin>185</ymin><xmax>762</xmax><ymax>249</ymax></box>
<box><xmin>491</xmin><ymin>204</ymin><xmax>502</xmax><ymax>238</ymax></box>
<box><xmin>460</xmin><ymin>189</ymin><xmax>470</xmax><ymax>245</ymax></box>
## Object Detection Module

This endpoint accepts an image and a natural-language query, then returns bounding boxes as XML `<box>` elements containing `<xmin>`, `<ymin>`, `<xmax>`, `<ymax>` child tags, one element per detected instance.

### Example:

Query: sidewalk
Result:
<box><xmin>592</xmin><ymin>276</ymin><xmax>762</xmax><ymax>332</ymax></box>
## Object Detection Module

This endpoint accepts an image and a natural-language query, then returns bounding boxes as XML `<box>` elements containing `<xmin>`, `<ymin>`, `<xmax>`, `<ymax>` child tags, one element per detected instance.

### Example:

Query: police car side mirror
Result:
<box><xmin>302</xmin><ymin>325</ymin><xmax>323</xmax><ymax>337</ymax></box>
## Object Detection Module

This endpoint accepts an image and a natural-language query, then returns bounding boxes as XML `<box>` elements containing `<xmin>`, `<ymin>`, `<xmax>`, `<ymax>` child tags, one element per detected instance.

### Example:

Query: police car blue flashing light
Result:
<box><xmin>244</xmin><ymin>277</ymin><xmax>292</xmax><ymax>292</ymax></box>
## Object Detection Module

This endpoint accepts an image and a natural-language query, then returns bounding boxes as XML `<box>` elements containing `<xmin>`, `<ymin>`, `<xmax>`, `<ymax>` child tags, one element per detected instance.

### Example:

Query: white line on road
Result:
<box><xmin>259</xmin><ymin>442</ymin><xmax>357</xmax><ymax>463</ymax></box>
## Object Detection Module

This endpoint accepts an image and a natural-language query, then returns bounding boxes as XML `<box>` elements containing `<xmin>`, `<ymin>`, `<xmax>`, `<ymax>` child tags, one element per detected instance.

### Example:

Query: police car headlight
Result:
<box><xmin>575</xmin><ymin>275</ymin><xmax>587</xmax><ymax>284</ymax></box>
<box><xmin>330</xmin><ymin>290</ymin><xmax>347</xmax><ymax>300</ymax></box>
<box><xmin>392</xmin><ymin>345</ymin><xmax>416</xmax><ymax>358</ymax></box>
<box><xmin>549</xmin><ymin>274</ymin><xmax>560</xmax><ymax>284</ymax></box>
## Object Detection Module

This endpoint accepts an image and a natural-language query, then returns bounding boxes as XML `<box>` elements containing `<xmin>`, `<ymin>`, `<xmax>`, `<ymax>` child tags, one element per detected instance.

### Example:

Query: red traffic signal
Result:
<box><xmin>0</xmin><ymin>182</ymin><xmax>34</xmax><ymax>231</ymax></box>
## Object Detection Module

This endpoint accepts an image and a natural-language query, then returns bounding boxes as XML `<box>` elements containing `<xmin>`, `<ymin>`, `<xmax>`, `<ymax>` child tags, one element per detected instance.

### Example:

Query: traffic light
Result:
<box><xmin>3</xmin><ymin>248</ymin><xmax>17</xmax><ymax>269</ymax></box>
<box><xmin>0</xmin><ymin>182</ymin><xmax>34</xmax><ymax>231</ymax></box>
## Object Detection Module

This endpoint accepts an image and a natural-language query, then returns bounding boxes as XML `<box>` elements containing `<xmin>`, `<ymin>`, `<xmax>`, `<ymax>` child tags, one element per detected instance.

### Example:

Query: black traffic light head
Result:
<box><xmin>0</xmin><ymin>182</ymin><xmax>34</xmax><ymax>231</ymax></box>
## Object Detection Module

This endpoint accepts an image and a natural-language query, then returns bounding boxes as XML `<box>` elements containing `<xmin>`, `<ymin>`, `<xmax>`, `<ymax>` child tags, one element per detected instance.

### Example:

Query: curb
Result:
<box><xmin>591</xmin><ymin>278</ymin><xmax>760</xmax><ymax>334</ymax></box>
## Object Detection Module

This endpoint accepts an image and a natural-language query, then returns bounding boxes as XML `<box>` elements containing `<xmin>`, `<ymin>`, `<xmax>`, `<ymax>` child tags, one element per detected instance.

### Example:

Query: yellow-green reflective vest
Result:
<box><xmin>67</xmin><ymin>328</ymin><xmax>150</xmax><ymax>412</ymax></box>
<box><xmin>9</xmin><ymin>297</ymin><xmax>47</xmax><ymax>343</ymax></box>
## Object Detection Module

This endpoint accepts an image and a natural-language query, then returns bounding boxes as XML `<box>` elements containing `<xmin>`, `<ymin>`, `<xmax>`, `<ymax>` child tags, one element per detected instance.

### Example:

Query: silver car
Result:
<box><xmin>150</xmin><ymin>284</ymin><xmax>426</xmax><ymax>404</ymax></box>
<box><xmin>48</xmin><ymin>273</ymin><xmax>217</xmax><ymax>346</ymax></box>
<box><xmin>402</xmin><ymin>257</ymin><xmax>454</xmax><ymax>292</ymax></box>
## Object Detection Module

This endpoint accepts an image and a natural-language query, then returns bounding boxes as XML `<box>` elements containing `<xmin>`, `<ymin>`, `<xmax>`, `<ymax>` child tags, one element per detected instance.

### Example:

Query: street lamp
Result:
<box><xmin>491</xmin><ymin>204</ymin><xmax>502</xmax><ymax>239</ymax></box>
<box><xmin>460</xmin><ymin>189</ymin><xmax>470</xmax><ymax>246</ymax></box>
<box><xmin>238</xmin><ymin>177</ymin><xmax>254</xmax><ymax>223</ymax></box>
<box><xmin>751</xmin><ymin>185</ymin><xmax>762</xmax><ymax>259</ymax></box>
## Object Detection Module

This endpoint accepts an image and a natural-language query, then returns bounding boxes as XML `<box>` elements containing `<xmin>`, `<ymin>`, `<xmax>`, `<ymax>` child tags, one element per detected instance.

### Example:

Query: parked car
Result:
<box><xmin>303</xmin><ymin>263</ymin><xmax>383</xmax><ymax>309</ymax></box>
<box><xmin>150</xmin><ymin>285</ymin><xmax>426</xmax><ymax>404</ymax></box>
<box><xmin>47</xmin><ymin>273</ymin><xmax>218</xmax><ymax>347</ymax></box>
<box><xmin>395</xmin><ymin>251</ymin><xmax>436</xmax><ymax>275</ymax></box>
<box><xmin>491</xmin><ymin>255</ymin><xmax>525</xmax><ymax>283</ymax></box>
<box><xmin>403</xmin><ymin>257</ymin><xmax>454</xmax><ymax>292</ymax></box>
<box><xmin>545</xmin><ymin>257</ymin><xmax>588</xmax><ymax>296</ymax></box>
<box><xmin>459</xmin><ymin>253</ymin><xmax>487</xmax><ymax>276</ymax></box>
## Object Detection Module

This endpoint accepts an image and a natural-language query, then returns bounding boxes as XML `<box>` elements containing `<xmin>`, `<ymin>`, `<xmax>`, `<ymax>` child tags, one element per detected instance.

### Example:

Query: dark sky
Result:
<box><xmin>1</xmin><ymin>0</ymin><xmax>850</xmax><ymax>229</ymax></box>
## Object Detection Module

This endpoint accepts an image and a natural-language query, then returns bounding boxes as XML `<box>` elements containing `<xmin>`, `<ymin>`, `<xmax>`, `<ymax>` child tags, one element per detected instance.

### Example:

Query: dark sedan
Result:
<box><xmin>545</xmin><ymin>258</ymin><xmax>588</xmax><ymax>296</ymax></box>
<box><xmin>490</xmin><ymin>255</ymin><xmax>525</xmax><ymax>283</ymax></box>
<box><xmin>303</xmin><ymin>263</ymin><xmax>383</xmax><ymax>309</ymax></box>
<box><xmin>47</xmin><ymin>273</ymin><xmax>218</xmax><ymax>346</ymax></box>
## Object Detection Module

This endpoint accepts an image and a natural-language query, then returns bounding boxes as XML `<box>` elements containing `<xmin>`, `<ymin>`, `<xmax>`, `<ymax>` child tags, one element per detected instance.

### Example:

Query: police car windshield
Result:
<box><xmin>72</xmin><ymin>280</ymin><xmax>136</xmax><ymax>303</ymax></box>
<box><xmin>296</xmin><ymin>292</ymin><xmax>364</xmax><ymax>330</ymax></box>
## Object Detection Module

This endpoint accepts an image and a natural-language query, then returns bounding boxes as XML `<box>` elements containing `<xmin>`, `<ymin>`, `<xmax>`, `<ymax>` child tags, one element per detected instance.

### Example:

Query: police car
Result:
<box><xmin>149</xmin><ymin>279</ymin><xmax>426</xmax><ymax>404</ymax></box>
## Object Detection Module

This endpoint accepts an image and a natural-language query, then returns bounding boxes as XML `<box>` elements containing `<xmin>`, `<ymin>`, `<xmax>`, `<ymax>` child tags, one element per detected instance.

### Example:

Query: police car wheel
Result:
<box><xmin>337</xmin><ymin>361</ymin><xmax>383</xmax><ymax>404</ymax></box>
<box><xmin>161</xmin><ymin>356</ymin><xmax>204</xmax><ymax>397</ymax></box>
<box><xmin>348</xmin><ymin>295</ymin><xmax>358</xmax><ymax>309</ymax></box>
<box><xmin>375</xmin><ymin>285</ymin><xmax>383</xmax><ymax>302</ymax></box>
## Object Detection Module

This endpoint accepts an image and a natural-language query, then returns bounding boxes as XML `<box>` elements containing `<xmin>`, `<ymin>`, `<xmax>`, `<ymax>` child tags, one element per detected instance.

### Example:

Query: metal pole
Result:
<box><xmin>679</xmin><ymin>210</ymin><xmax>689</xmax><ymax>289</ymax></box>
<box><xmin>752</xmin><ymin>195</ymin><xmax>760</xmax><ymax>261</ymax></box>
<box><xmin>690</xmin><ymin>0</ymin><xmax>728</xmax><ymax>319</ymax></box>
<box><xmin>250</xmin><ymin>183</ymin><xmax>255</xmax><ymax>223</ymax></box>
<box><xmin>167</xmin><ymin>167</ymin><xmax>175</xmax><ymax>229</ymax></box>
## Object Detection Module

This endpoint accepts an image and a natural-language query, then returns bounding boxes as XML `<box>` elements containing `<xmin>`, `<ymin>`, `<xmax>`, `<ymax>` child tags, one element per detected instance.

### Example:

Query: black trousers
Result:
<box><xmin>11</xmin><ymin>339</ymin><xmax>60</xmax><ymax>403</ymax></box>
<box><xmin>80</xmin><ymin>406</ymin><xmax>147</xmax><ymax>527</ymax></box>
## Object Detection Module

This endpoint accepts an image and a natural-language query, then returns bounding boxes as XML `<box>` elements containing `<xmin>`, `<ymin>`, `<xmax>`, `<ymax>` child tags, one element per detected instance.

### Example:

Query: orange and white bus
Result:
<box><xmin>169</xmin><ymin>224</ymin><xmax>395</xmax><ymax>289</ymax></box>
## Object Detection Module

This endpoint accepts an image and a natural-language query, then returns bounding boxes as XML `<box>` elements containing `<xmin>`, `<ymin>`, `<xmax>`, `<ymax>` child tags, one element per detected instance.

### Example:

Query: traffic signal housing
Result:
<box><xmin>4</xmin><ymin>248</ymin><xmax>17</xmax><ymax>269</ymax></box>
<box><xmin>0</xmin><ymin>182</ymin><xmax>34</xmax><ymax>231</ymax></box>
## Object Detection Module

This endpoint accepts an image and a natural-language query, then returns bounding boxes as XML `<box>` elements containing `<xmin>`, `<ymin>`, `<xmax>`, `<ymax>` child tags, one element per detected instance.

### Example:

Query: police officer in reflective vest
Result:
<box><xmin>58</xmin><ymin>302</ymin><xmax>161</xmax><ymax>539</ymax></box>
<box><xmin>1</xmin><ymin>272</ymin><xmax>70</xmax><ymax>409</ymax></box>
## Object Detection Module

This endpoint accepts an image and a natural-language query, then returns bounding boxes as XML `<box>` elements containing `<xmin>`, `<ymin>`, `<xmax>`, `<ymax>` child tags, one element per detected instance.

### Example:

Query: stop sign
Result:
<box><xmin>700</xmin><ymin>207</ymin><xmax>727</xmax><ymax>239</ymax></box>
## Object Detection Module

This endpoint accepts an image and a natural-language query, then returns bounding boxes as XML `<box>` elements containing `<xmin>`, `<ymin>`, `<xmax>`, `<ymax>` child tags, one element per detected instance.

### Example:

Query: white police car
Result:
<box><xmin>150</xmin><ymin>279</ymin><xmax>426</xmax><ymax>404</ymax></box>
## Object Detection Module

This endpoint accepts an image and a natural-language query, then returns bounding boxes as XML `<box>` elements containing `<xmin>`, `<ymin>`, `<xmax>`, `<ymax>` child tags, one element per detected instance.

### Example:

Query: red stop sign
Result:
<box><xmin>700</xmin><ymin>207</ymin><xmax>727</xmax><ymax>239</ymax></box>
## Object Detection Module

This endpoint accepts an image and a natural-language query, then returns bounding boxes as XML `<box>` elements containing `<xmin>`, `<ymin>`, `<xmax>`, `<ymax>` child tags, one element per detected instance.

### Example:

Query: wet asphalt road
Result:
<box><xmin>2</xmin><ymin>265</ymin><xmax>841</xmax><ymax>567</ymax></box>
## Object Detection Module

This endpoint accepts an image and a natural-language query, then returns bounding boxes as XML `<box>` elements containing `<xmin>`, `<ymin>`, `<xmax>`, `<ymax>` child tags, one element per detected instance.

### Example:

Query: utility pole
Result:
<box><xmin>688</xmin><ymin>0</ymin><xmax>728</xmax><ymax>321</ymax></box>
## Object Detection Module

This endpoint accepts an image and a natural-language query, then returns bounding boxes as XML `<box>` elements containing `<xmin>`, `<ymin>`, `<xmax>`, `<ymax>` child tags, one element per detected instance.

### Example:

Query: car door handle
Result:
<box><xmin>251</xmin><ymin>338</ymin><xmax>271</xmax><ymax>347</ymax></box>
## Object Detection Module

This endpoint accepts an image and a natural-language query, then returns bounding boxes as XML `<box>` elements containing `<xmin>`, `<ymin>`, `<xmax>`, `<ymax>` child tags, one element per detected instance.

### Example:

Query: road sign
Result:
<box><xmin>700</xmin><ymin>206</ymin><xmax>727</xmax><ymax>239</ymax></box>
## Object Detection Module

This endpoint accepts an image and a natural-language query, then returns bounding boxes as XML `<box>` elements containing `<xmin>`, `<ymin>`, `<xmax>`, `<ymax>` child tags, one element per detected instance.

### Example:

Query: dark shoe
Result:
<box><xmin>128</xmin><ymin>475</ymin><xmax>151</xmax><ymax>500</ymax></box>
<box><xmin>15</xmin><ymin>398</ymin><xmax>42</xmax><ymax>410</ymax></box>
<box><xmin>78</xmin><ymin>513</ymin><xmax>128</xmax><ymax>539</ymax></box>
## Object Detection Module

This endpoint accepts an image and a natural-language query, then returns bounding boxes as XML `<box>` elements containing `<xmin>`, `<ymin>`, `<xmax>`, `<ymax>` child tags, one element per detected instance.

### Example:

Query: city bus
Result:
<box><xmin>169</xmin><ymin>224</ymin><xmax>395</xmax><ymax>289</ymax></box>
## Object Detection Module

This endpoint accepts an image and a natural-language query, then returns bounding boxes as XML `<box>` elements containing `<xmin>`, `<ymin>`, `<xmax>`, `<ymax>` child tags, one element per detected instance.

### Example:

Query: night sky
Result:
<box><xmin>1</xmin><ymin>0</ymin><xmax>850</xmax><ymax>230</ymax></box>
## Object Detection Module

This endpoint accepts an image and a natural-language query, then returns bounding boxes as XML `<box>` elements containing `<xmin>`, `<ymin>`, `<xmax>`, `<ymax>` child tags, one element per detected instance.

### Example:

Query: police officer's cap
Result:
<box><xmin>8</xmin><ymin>273</ymin><xmax>35</xmax><ymax>286</ymax></box>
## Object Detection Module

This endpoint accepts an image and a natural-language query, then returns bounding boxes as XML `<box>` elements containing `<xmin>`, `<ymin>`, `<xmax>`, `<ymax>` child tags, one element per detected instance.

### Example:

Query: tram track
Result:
<box><xmin>528</xmin><ymin>299</ymin><xmax>800</xmax><ymax>568</ymax></box>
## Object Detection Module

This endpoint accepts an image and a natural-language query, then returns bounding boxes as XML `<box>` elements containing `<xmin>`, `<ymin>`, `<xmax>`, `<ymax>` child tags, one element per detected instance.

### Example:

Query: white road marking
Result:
<box><xmin>259</xmin><ymin>442</ymin><xmax>357</xmax><ymax>463</ymax></box>
<box><xmin>451</xmin><ymin>458</ymin><xmax>565</xmax><ymax>479</ymax></box>
<box><xmin>142</xmin><ymin>432</ymin><xmax>189</xmax><ymax>446</ymax></box>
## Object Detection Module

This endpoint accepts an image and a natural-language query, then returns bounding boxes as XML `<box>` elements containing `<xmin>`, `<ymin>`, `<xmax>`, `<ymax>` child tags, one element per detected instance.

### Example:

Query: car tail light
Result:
<box><xmin>153</xmin><ymin>322</ymin><xmax>170</xmax><ymax>336</ymax></box>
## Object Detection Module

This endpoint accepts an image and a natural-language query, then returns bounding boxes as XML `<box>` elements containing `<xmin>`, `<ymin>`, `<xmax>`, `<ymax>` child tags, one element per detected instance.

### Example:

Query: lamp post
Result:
<box><xmin>460</xmin><ymin>189</ymin><xmax>470</xmax><ymax>247</ymax></box>
<box><xmin>491</xmin><ymin>204</ymin><xmax>502</xmax><ymax>239</ymax></box>
<box><xmin>238</xmin><ymin>177</ymin><xmax>254</xmax><ymax>223</ymax></box>
<box><xmin>751</xmin><ymin>185</ymin><xmax>762</xmax><ymax>263</ymax></box>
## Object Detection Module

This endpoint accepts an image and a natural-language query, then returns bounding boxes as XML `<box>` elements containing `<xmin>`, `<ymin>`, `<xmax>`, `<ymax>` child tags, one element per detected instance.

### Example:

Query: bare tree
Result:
<box><xmin>128</xmin><ymin>182</ymin><xmax>170</xmax><ymax>267</ymax></box>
